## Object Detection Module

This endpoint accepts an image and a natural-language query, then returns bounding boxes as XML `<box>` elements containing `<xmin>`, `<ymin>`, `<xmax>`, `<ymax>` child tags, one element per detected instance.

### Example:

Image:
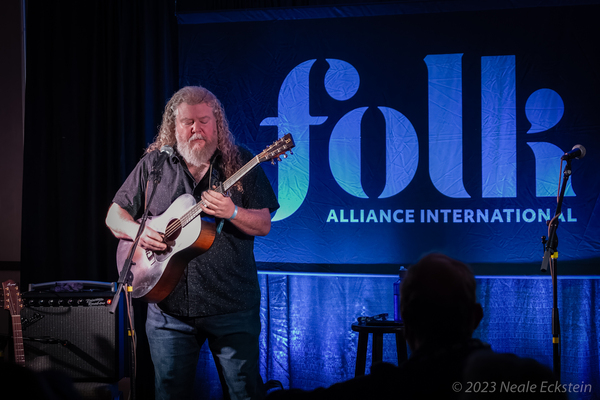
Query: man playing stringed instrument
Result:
<box><xmin>106</xmin><ymin>86</ymin><xmax>280</xmax><ymax>400</ymax></box>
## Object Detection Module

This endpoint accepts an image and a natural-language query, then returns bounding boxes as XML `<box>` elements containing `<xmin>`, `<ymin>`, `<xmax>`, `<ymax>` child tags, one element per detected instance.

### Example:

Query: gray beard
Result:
<box><xmin>177</xmin><ymin>134</ymin><xmax>216</xmax><ymax>167</ymax></box>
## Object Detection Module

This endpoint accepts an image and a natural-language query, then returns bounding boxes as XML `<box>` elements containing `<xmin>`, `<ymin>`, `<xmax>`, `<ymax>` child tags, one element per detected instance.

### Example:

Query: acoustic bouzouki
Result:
<box><xmin>116</xmin><ymin>133</ymin><xmax>295</xmax><ymax>303</ymax></box>
<box><xmin>2</xmin><ymin>279</ymin><xmax>25</xmax><ymax>366</ymax></box>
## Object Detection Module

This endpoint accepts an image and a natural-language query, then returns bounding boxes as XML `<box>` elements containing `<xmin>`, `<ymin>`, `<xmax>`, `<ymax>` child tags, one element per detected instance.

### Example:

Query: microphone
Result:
<box><xmin>152</xmin><ymin>145</ymin><xmax>174</xmax><ymax>172</ymax></box>
<box><xmin>561</xmin><ymin>144</ymin><xmax>586</xmax><ymax>161</ymax></box>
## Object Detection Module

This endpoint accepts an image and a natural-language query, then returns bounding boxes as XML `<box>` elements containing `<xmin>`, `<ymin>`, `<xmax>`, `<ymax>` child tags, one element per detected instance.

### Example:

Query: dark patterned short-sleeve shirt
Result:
<box><xmin>112</xmin><ymin>146</ymin><xmax>279</xmax><ymax>317</ymax></box>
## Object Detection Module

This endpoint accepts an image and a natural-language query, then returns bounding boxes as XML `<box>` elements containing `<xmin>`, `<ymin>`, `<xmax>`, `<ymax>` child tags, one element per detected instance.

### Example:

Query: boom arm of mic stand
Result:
<box><xmin>109</xmin><ymin>169</ymin><xmax>162</xmax><ymax>314</ymax></box>
<box><xmin>108</xmin><ymin>220</ymin><xmax>146</xmax><ymax>314</ymax></box>
<box><xmin>108</xmin><ymin>206</ymin><xmax>152</xmax><ymax>314</ymax></box>
<box><xmin>540</xmin><ymin>160</ymin><xmax>571</xmax><ymax>272</ymax></box>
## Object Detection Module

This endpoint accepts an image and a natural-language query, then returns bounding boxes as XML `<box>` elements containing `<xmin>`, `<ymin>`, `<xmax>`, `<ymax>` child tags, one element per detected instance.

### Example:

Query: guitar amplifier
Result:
<box><xmin>21</xmin><ymin>281</ymin><xmax>126</xmax><ymax>382</ymax></box>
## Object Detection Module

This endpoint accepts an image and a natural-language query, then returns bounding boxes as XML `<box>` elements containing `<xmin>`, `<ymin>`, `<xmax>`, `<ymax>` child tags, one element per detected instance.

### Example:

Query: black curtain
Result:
<box><xmin>22</xmin><ymin>0</ymin><xmax>178</xmax><ymax>287</ymax></box>
<box><xmin>22</xmin><ymin>2</ymin><xmax>177</xmax><ymax>396</ymax></box>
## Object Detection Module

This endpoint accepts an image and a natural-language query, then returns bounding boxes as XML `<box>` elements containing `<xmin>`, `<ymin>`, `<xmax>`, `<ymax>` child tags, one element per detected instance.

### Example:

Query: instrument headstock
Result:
<box><xmin>2</xmin><ymin>279</ymin><xmax>23</xmax><ymax>316</ymax></box>
<box><xmin>258</xmin><ymin>133</ymin><xmax>295</xmax><ymax>165</ymax></box>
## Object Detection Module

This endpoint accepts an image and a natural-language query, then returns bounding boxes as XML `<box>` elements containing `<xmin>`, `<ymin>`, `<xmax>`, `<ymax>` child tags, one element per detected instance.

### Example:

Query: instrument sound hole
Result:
<box><xmin>164</xmin><ymin>219</ymin><xmax>182</xmax><ymax>243</ymax></box>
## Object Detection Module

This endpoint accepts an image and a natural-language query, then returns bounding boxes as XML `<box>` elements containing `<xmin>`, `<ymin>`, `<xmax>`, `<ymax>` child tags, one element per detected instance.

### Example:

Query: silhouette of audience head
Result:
<box><xmin>400</xmin><ymin>253</ymin><xmax>483</xmax><ymax>351</ymax></box>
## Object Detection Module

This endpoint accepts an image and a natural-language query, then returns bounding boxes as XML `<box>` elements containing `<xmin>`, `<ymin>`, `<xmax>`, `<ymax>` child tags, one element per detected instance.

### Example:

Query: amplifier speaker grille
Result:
<box><xmin>21</xmin><ymin>290</ymin><xmax>125</xmax><ymax>382</ymax></box>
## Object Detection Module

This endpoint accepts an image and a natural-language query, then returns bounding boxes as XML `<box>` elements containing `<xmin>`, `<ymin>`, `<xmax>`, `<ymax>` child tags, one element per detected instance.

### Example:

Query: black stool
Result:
<box><xmin>351</xmin><ymin>322</ymin><xmax>408</xmax><ymax>377</ymax></box>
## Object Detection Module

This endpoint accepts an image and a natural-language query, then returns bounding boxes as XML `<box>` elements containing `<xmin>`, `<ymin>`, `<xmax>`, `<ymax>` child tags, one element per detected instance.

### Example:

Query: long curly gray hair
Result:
<box><xmin>147</xmin><ymin>86</ymin><xmax>242</xmax><ymax>184</ymax></box>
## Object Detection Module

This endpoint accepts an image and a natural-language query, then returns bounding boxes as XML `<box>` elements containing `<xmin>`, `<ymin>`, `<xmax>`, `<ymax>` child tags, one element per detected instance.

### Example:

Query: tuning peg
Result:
<box><xmin>271</xmin><ymin>160</ymin><xmax>276</xmax><ymax>165</ymax></box>
<box><xmin>283</xmin><ymin>154</ymin><xmax>288</xmax><ymax>159</ymax></box>
<box><xmin>277</xmin><ymin>157</ymin><xmax>282</xmax><ymax>162</ymax></box>
<box><xmin>290</xmin><ymin>150</ymin><xmax>294</xmax><ymax>155</ymax></box>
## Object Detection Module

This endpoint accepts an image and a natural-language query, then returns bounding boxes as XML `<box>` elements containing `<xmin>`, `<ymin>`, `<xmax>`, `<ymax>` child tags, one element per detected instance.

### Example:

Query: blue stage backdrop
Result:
<box><xmin>174</xmin><ymin>4</ymin><xmax>600</xmax><ymax>399</ymax></box>
<box><xmin>177</xmin><ymin>4</ymin><xmax>599</xmax><ymax>275</ymax></box>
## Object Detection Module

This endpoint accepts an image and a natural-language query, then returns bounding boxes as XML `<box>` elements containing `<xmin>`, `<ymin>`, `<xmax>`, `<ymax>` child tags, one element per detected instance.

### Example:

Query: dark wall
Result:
<box><xmin>0</xmin><ymin>0</ymin><xmax>24</xmax><ymax>270</ymax></box>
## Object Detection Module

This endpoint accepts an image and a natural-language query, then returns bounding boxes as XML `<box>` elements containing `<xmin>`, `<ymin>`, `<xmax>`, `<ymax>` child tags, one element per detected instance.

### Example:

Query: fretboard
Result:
<box><xmin>11</xmin><ymin>314</ymin><xmax>25</xmax><ymax>366</ymax></box>
<box><xmin>177</xmin><ymin>156</ymin><xmax>261</xmax><ymax>230</ymax></box>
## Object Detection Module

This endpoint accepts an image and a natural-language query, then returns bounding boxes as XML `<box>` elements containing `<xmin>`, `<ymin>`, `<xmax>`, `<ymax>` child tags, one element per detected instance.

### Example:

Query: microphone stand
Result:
<box><xmin>109</xmin><ymin>165</ymin><xmax>164</xmax><ymax>400</ymax></box>
<box><xmin>540</xmin><ymin>158</ymin><xmax>572</xmax><ymax>381</ymax></box>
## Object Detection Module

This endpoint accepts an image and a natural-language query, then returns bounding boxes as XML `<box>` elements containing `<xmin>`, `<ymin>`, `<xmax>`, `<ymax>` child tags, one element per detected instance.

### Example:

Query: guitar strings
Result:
<box><xmin>160</xmin><ymin>135</ymin><xmax>295</xmax><ymax>240</ymax></box>
<box><xmin>161</xmin><ymin>158</ymin><xmax>260</xmax><ymax>240</ymax></box>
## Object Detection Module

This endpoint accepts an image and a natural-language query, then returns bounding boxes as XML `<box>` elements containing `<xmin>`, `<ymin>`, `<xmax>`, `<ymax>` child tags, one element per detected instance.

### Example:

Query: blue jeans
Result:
<box><xmin>146</xmin><ymin>303</ymin><xmax>265</xmax><ymax>400</ymax></box>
